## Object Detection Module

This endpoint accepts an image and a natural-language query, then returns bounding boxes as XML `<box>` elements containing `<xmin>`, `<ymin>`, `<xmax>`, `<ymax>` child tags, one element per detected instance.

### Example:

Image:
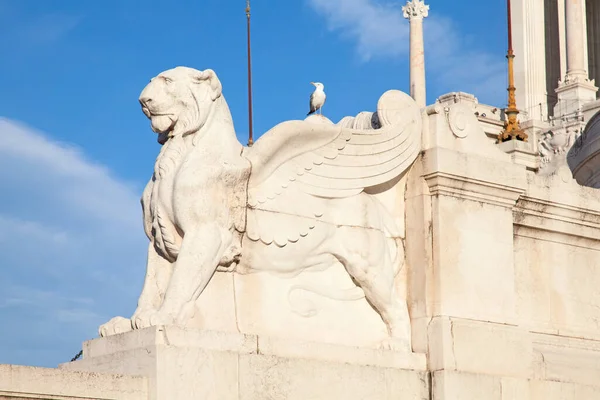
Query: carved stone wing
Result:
<box><xmin>244</xmin><ymin>90</ymin><xmax>422</xmax><ymax>204</ymax></box>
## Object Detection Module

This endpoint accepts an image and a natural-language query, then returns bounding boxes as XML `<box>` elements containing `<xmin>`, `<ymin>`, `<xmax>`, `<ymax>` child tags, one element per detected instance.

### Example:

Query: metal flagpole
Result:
<box><xmin>246</xmin><ymin>0</ymin><xmax>254</xmax><ymax>147</ymax></box>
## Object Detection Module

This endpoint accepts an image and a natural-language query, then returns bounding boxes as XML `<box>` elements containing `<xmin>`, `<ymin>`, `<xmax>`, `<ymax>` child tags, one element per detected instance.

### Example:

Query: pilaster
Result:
<box><xmin>512</xmin><ymin>0</ymin><xmax>548</xmax><ymax>121</ymax></box>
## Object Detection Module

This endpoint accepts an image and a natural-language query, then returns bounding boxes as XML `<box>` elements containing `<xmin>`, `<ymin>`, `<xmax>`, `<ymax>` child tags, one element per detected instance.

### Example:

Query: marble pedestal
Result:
<box><xmin>60</xmin><ymin>326</ymin><xmax>427</xmax><ymax>400</ymax></box>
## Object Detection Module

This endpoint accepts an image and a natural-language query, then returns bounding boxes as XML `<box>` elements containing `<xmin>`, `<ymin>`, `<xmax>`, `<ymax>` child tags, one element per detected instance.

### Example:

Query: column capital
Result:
<box><xmin>402</xmin><ymin>0</ymin><xmax>429</xmax><ymax>20</ymax></box>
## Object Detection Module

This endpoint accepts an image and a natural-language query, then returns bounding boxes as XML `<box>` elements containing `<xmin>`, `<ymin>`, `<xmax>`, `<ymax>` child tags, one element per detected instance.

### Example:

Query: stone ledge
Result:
<box><xmin>497</xmin><ymin>139</ymin><xmax>539</xmax><ymax>171</ymax></box>
<box><xmin>421</xmin><ymin>147</ymin><xmax>526</xmax><ymax>208</ymax></box>
<box><xmin>61</xmin><ymin>327</ymin><xmax>428</xmax><ymax>400</ymax></box>
<box><xmin>514</xmin><ymin>196</ymin><xmax>600</xmax><ymax>243</ymax></box>
<box><xmin>532</xmin><ymin>332</ymin><xmax>600</xmax><ymax>387</ymax></box>
<box><xmin>74</xmin><ymin>326</ymin><xmax>427</xmax><ymax>371</ymax></box>
<box><xmin>82</xmin><ymin>326</ymin><xmax>258</xmax><ymax>359</ymax></box>
<box><xmin>425</xmin><ymin>318</ymin><xmax>600</xmax><ymax>390</ymax></box>
<box><xmin>0</xmin><ymin>364</ymin><xmax>147</xmax><ymax>400</ymax></box>
<box><xmin>424</xmin><ymin>171</ymin><xmax>524</xmax><ymax>208</ymax></box>
<box><xmin>433</xmin><ymin>370</ymin><xmax>600</xmax><ymax>400</ymax></box>
<box><xmin>513</xmin><ymin>169</ymin><xmax>600</xmax><ymax>242</ymax></box>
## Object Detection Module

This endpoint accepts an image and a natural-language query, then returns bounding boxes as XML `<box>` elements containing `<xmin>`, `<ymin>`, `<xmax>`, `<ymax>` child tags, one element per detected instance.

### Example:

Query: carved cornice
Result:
<box><xmin>423</xmin><ymin>171</ymin><xmax>524</xmax><ymax>208</ymax></box>
<box><xmin>558</xmin><ymin>74</ymin><xmax>597</xmax><ymax>88</ymax></box>
<box><xmin>532</xmin><ymin>333</ymin><xmax>600</xmax><ymax>384</ymax></box>
<box><xmin>514</xmin><ymin>195</ymin><xmax>600</xmax><ymax>243</ymax></box>
<box><xmin>402</xmin><ymin>0</ymin><xmax>429</xmax><ymax>20</ymax></box>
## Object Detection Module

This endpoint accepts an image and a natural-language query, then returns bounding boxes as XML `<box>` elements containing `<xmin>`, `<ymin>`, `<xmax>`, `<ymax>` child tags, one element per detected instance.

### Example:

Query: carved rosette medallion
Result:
<box><xmin>402</xmin><ymin>0</ymin><xmax>429</xmax><ymax>20</ymax></box>
<box><xmin>447</xmin><ymin>104</ymin><xmax>470</xmax><ymax>138</ymax></box>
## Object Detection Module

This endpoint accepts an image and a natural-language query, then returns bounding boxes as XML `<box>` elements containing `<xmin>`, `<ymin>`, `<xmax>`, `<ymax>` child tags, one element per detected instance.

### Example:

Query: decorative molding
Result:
<box><xmin>514</xmin><ymin>195</ymin><xmax>600</xmax><ymax>242</ymax></box>
<box><xmin>402</xmin><ymin>0</ymin><xmax>429</xmax><ymax>20</ymax></box>
<box><xmin>532</xmin><ymin>334</ymin><xmax>600</xmax><ymax>386</ymax></box>
<box><xmin>537</xmin><ymin>128</ymin><xmax>578</xmax><ymax>169</ymax></box>
<box><xmin>423</xmin><ymin>171</ymin><xmax>524</xmax><ymax>208</ymax></box>
<box><xmin>559</xmin><ymin>74</ymin><xmax>596</xmax><ymax>87</ymax></box>
<box><xmin>445</xmin><ymin>104</ymin><xmax>471</xmax><ymax>139</ymax></box>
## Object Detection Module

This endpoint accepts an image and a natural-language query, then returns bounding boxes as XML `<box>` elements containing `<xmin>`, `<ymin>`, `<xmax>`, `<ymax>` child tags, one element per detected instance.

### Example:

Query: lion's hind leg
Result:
<box><xmin>334</xmin><ymin>227</ymin><xmax>411</xmax><ymax>351</ymax></box>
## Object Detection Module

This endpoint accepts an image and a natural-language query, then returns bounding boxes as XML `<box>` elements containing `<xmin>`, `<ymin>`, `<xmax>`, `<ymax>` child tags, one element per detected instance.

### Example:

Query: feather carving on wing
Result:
<box><xmin>245</xmin><ymin>89</ymin><xmax>422</xmax><ymax>204</ymax></box>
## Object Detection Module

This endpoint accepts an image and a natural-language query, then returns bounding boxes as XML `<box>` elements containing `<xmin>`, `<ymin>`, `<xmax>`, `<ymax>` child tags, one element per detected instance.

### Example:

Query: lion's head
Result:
<box><xmin>139</xmin><ymin>66</ymin><xmax>222</xmax><ymax>143</ymax></box>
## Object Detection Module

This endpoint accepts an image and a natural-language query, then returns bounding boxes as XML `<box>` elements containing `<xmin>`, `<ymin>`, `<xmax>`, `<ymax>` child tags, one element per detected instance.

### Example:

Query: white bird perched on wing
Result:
<box><xmin>307</xmin><ymin>82</ymin><xmax>326</xmax><ymax>116</ymax></box>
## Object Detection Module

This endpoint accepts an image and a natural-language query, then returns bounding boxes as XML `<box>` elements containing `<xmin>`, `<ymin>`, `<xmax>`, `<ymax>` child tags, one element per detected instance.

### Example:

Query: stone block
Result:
<box><xmin>432</xmin><ymin>371</ymin><xmax>600</xmax><ymax>400</ymax></box>
<box><xmin>0</xmin><ymin>364</ymin><xmax>147</xmax><ymax>400</ymax></box>
<box><xmin>500</xmin><ymin>377</ymin><xmax>530</xmax><ymax>400</ymax></box>
<box><xmin>421</xmin><ymin>147</ymin><xmax>525</xmax><ymax>325</ymax></box>
<box><xmin>428</xmin><ymin>317</ymin><xmax>532</xmax><ymax>378</ymax></box>
<box><xmin>432</xmin><ymin>370</ymin><xmax>502</xmax><ymax>400</ymax></box>
<box><xmin>62</xmin><ymin>326</ymin><xmax>428</xmax><ymax>400</ymax></box>
<box><xmin>238</xmin><ymin>354</ymin><xmax>429</xmax><ymax>400</ymax></box>
<box><xmin>450</xmin><ymin>319</ymin><xmax>532</xmax><ymax>378</ymax></box>
<box><xmin>530</xmin><ymin>379</ymin><xmax>600</xmax><ymax>400</ymax></box>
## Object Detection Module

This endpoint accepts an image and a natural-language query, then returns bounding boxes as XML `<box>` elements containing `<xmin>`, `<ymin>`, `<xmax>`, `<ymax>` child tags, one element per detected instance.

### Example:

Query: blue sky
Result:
<box><xmin>0</xmin><ymin>0</ymin><xmax>507</xmax><ymax>368</ymax></box>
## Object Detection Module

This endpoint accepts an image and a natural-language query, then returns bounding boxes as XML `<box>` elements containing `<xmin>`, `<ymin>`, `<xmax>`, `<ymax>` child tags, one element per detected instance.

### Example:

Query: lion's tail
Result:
<box><xmin>287</xmin><ymin>284</ymin><xmax>365</xmax><ymax>318</ymax></box>
<box><xmin>375</xmin><ymin>200</ymin><xmax>405</xmax><ymax>277</ymax></box>
<box><xmin>389</xmin><ymin>236</ymin><xmax>405</xmax><ymax>277</ymax></box>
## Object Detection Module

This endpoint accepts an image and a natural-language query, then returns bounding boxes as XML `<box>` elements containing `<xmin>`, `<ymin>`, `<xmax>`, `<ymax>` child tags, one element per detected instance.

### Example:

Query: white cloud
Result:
<box><xmin>308</xmin><ymin>0</ymin><xmax>409</xmax><ymax>61</ymax></box>
<box><xmin>0</xmin><ymin>118</ymin><xmax>148</xmax><ymax>367</ymax></box>
<box><xmin>0</xmin><ymin>215</ymin><xmax>69</xmax><ymax>245</ymax></box>
<box><xmin>308</xmin><ymin>0</ymin><xmax>506</xmax><ymax>106</ymax></box>
<box><xmin>0</xmin><ymin>119</ymin><xmax>141</xmax><ymax>229</ymax></box>
<box><xmin>0</xmin><ymin>6</ymin><xmax>82</xmax><ymax>48</ymax></box>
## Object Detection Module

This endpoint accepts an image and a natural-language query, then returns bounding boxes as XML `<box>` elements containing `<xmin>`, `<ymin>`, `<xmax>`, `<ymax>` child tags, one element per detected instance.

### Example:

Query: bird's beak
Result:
<box><xmin>310</xmin><ymin>82</ymin><xmax>316</xmax><ymax>86</ymax></box>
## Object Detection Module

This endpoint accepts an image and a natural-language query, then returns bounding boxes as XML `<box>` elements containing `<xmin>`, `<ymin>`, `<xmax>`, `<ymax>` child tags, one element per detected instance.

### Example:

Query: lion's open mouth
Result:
<box><xmin>142</xmin><ymin>107</ymin><xmax>152</xmax><ymax>118</ymax></box>
<box><xmin>141</xmin><ymin>105</ymin><xmax>174</xmax><ymax>120</ymax></box>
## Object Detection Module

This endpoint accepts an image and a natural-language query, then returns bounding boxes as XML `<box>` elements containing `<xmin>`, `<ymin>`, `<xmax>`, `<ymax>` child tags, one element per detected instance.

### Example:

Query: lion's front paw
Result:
<box><xmin>99</xmin><ymin>316</ymin><xmax>133</xmax><ymax>337</ymax></box>
<box><xmin>378</xmin><ymin>337</ymin><xmax>411</xmax><ymax>352</ymax></box>
<box><xmin>132</xmin><ymin>307</ymin><xmax>179</xmax><ymax>329</ymax></box>
<box><xmin>132</xmin><ymin>308</ymin><xmax>157</xmax><ymax>330</ymax></box>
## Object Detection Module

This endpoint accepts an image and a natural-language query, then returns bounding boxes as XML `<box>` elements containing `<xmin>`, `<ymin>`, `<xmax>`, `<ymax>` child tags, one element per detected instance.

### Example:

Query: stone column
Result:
<box><xmin>512</xmin><ymin>0</ymin><xmax>548</xmax><ymax>121</ymax></box>
<box><xmin>558</xmin><ymin>0</ymin><xmax>567</xmax><ymax>80</ymax></box>
<box><xmin>564</xmin><ymin>0</ymin><xmax>587</xmax><ymax>81</ymax></box>
<box><xmin>403</xmin><ymin>0</ymin><xmax>429</xmax><ymax>108</ymax></box>
<box><xmin>554</xmin><ymin>0</ymin><xmax>597</xmax><ymax>121</ymax></box>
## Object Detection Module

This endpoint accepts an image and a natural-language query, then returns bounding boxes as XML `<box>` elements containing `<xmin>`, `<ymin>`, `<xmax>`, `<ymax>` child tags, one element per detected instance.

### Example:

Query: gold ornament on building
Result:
<box><xmin>498</xmin><ymin>0</ymin><xmax>528</xmax><ymax>142</ymax></box>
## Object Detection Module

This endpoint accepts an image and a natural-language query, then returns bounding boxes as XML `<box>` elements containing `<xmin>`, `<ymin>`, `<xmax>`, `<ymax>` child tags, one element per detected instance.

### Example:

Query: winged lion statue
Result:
<box><xmin>99</xmin><ymin>66</ymin><xmax>422</xmax><ymax>351</ymax></box>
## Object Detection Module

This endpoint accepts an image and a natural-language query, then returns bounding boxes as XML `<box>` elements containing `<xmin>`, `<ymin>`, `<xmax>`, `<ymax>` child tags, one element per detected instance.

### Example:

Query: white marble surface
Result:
<box><xmin>61</xmin><ymin>326</ymin><xmax>427</xmax><ymax>400</ymax></box>
<box><xmin>7</xmin><ymin>73</ymin><xmax>600</xmax><ymax>399</ymax></box>
<box><xmin>0</xmin><ymin>364</ymin><xmax>147</xmax><ymax>399</ymax></box>
<box><xmin>99</xmin><ymin>67</ymin><xmax>423</xmax><ymax>353</ymax></box>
